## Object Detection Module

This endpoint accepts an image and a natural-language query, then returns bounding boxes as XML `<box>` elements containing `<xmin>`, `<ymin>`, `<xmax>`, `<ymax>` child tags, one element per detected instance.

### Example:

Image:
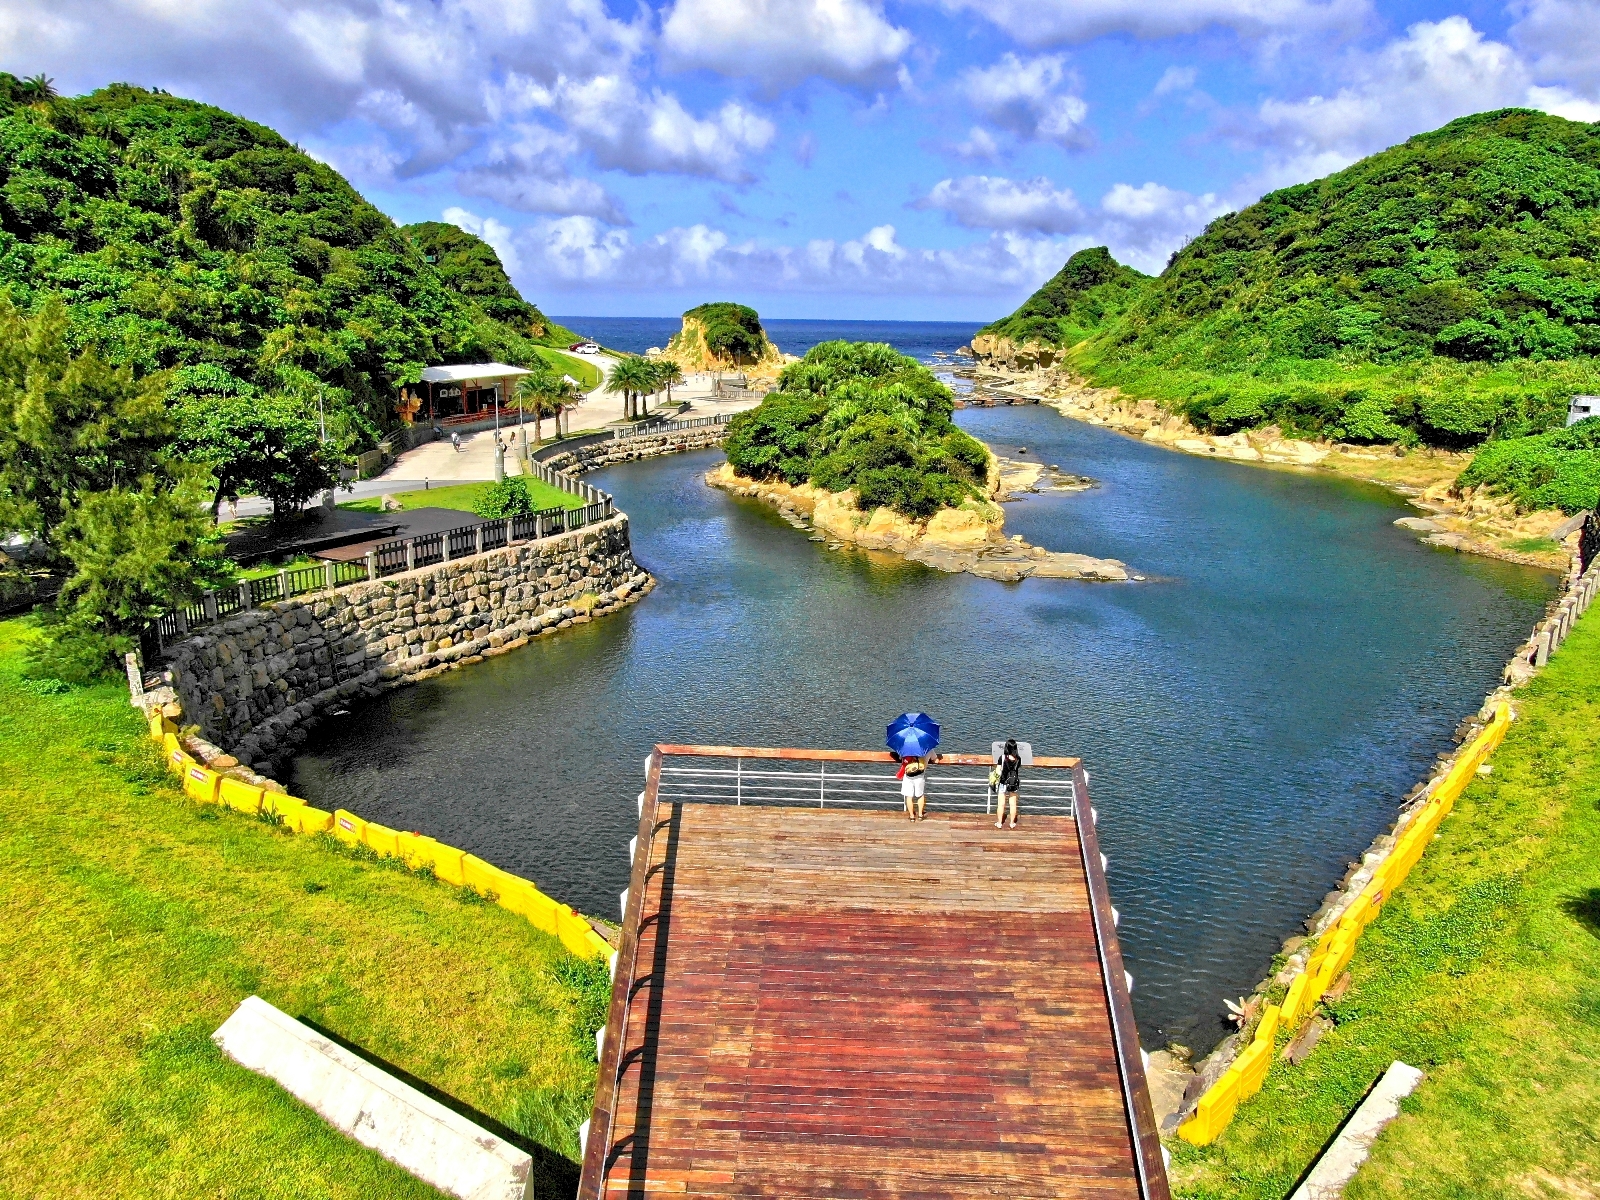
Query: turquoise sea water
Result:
<box><xmin>290</xmin><ymin>324</ymin><xmax>1554</xmax><ymax>1051</ymax></box>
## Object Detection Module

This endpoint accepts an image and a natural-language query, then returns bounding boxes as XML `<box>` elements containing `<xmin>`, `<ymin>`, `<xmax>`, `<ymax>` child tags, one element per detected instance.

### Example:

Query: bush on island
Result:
<box><xmin>684</xmin><ymin>302</ymin><xmax>767</xmax><ymax>362</ymax></box>
<box><xmin>724</xmin><ymin>340</ymin><xmax>991</xmax><ymax>519</ymax></box>
<box><xmin>1459</xmin><ymin>416</ymin><xmax>1600</xmax><ymax>512</ymax></box>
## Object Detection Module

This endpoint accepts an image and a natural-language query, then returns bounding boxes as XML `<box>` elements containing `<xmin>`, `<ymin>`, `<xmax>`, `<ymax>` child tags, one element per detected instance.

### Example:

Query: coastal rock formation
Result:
<box><xmin>706</xmin><ymin>462</ymin><xmax>1131</xmax><ymax>582</ymax></box>
<box><xmin>653</xmin><ymin>302</ymin><xmax>792</xmax><ymax>382</ymax></box>
<box><xmin>969</xmin><ymin>333</ymin><xmax>1061</xmax><ymax>371</ymax></box>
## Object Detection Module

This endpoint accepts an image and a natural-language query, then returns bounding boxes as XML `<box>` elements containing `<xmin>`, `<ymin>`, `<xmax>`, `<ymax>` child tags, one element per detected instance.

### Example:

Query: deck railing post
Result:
<box><xmin>278</xmin><ymin>568</ymin><xmax>289</xmax><ymax>600</ymax></box>
<box><xmin>475</xmin><ymin>526</ymin><xmax>485</xmax><ymax>556</ymax></box>
<box><xmin>504</xmin><ymin>517</ymin><xmax>513</xmax><ymax>546</ymax></box>
<box><xmin>203</xmin><ymin>591</ymin><xmax>218</xmax><ymax>623</ymax></box>
<box><xmin>240</xmin><ymin>579</ymin><xmax>253</xmax><ymax>609</ymax></box>
<box><xmin>736</xmin><ymin>758</ymin><xmax>742</xmax><ymax>806</ymax></box>
<box><xmin>323</xmin><ymin>560</ymin><xmax>335</xmax><ymax>591</ymax></box>
<box><xmin>365</xmin><ymin>550</ymin><xmax>377</xmax><ymax>581</ymax></box>
<box><xmin>442</xmin><ymin>532</ymin><xmax>452</xmax><ymax>564</ymax></box>
<box><xmin>406</xmin><ymin>539</ymin><xmax>416</xmax><ymax>572</ymax></box>
<box><xmin>819</xmin><ymin>761</ymin><xmax>826</xmax><ymax>808</ymax></box>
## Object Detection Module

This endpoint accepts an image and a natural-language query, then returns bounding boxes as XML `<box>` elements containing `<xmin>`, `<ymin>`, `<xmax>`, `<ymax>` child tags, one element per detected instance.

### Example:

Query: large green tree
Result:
<box><xmin>175</xmin><ymin>392</ymin><xmax>340</xmax><ymax>518</ymax></box>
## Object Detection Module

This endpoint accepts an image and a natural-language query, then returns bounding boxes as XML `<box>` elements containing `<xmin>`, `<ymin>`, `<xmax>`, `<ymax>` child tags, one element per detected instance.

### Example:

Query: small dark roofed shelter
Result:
<box><xmin>414</xmin><ymin>363</ymin><xmax>532</xmax><ymax>425</ymax></box>
<box><xmin>580</xmin><ymin>744</ymin><xmax>1170</xmax><ymax>1200</ymax></box>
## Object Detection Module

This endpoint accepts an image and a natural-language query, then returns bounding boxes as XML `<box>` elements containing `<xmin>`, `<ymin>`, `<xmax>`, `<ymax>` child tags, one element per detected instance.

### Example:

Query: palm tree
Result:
<box><xmin>655</xmin><ymin>360</ymin><xmax>685</xmax><ymax>406</ymax></box>
<box><xmin>605</xmin><ymin>356</ymin><xmax>655</xmax><ymax>421</ymax></box>
<box><xmin>19</xmin><ymin>74</ymin><xmax>57</xmax><ymax>105</ymax></box>
<box><xmin>515</xmin><ymin>368</ymin><xmax>572</xmax><ymax>445</ymax></box>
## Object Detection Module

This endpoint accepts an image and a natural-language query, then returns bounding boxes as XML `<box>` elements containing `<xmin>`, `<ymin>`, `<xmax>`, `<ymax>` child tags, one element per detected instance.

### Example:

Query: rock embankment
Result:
<box><xmin>705</xmin><ymin>462</ymin><xmax>1131</xmax><ymax>582</ymax></box>
<box><xmin>165</xmin><ymin>516</ymin><xmax>651</xmax><ymax>772</ymax></box>
<box><xmin>975</xmin><ymin>369</ymin><xmax>1572</xmax><ymax>570</ymax></box>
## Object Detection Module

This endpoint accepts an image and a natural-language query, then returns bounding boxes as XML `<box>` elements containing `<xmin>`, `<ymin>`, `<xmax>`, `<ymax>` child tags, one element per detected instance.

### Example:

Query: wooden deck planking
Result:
<box><xmin>594</xmin><ymin>804</ymin><xmax>1145</xmax><ymax>1200</ymax></box>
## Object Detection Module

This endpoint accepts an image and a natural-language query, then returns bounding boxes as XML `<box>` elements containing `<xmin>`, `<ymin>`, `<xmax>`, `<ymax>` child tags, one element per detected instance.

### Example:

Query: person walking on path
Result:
<box><xmin>451</xmin><ymin>431</ymin><xmax>462</xmax><ymax>453</ymax></box>
<box><xmin>995</xmin><ymin>739</ymin><xmax>1022</xmax><ymax>829</ymax></box>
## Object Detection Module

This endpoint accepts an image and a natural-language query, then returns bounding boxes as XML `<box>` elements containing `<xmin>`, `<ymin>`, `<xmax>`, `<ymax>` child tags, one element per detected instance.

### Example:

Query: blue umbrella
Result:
<box><xmin>887</xmin><ymin>712</ymin><xmax>940</xmax><ymax>759</ymax></box>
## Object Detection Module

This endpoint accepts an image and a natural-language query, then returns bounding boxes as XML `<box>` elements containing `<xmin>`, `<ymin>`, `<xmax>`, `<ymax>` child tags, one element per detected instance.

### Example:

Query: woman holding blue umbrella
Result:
<box><xmin>887</xmin><ymin>713</ymin><xmax>940</xmax><ymax>822</ymax></box>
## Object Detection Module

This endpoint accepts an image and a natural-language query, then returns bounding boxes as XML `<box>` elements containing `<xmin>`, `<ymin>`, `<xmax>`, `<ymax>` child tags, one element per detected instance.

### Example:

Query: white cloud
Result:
<box><xmin>940</xmin><ymin>0</ymin><xmax>1371</xmax><ymax>47</ymax></box>
<box><xmin>659</xmin><ymin>0</ymin><xmax>912</xmax><ymax>90</ymax></box>
<box><xmin>1527</xmin><ymin>85</ymin><xmax>1600</xmax><ymax>123</ymax></box>
<box><xmin>510</xmin><ymin>73</ymin><xmax>777</xmax><ymax>181</ymax></box>
<box><xmin>1248</xmin><ymin>18</ymin><xmax>1531</xmax><ymax>183</ymax></box>
<box><xmin>951</xmin><ymin>127</ymin><xmax>1004</xmax><ymax>162</ymax></box>
<box><xmin>1152</xmin><ymin>66</ymin><xmax>1199</xmax><ymax>98</ymax></box>
<box><xmin>959</xmin><ymin>54</ymin><xmax>1092</xmax><ymax>151</ymax></box>
<box><xmin>916</xmin><ymin>176</ymin><xmax>1085</xmax><ymax>235</ymax></box>
<box><xmin>464</xmin><ymin>209</ymin><xmax>1072</xmax><ymax>295</ymax></box>
<box><xmin>1510</xmin><ymin>0</ymin><xmax>1600</xmax><ymax>97</ymax></box>
<box><xmin>1097</xmin><ymin>183</ymin><xmax>1230</xmax><ymax>271</ymax></box>
<box><xmin>455</xmin><ymin>123</ymin><xmax>628</xmax><ymax>223</ymax></box>
<box><xmin>0</xmin><ymin>0</ymin><xmax>647</xmax><ymax>178</ymax></box>
<box><xmin>916</xmin><ymin>176</ymin><xmax>1229</xmax><ymax>273</ymax></box>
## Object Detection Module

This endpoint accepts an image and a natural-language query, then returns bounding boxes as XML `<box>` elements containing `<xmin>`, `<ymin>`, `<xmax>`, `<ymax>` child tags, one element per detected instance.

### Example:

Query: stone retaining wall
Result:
<box><xmin>165</xmin><ymin>516</ymin><xmax>649</xmax><ymax>773</ymax></box>
<box><xmin>542</xmin><ymin>426</ymin><xmax>727</xmax><ymax>474</ymax></box>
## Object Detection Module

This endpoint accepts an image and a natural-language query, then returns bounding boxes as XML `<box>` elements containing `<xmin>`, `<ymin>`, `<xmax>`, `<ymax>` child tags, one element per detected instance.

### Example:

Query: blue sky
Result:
<box><xmin>6</xmin><ymin>0</ymin><xmax>1599</xmax><ymax>320</ymax></box>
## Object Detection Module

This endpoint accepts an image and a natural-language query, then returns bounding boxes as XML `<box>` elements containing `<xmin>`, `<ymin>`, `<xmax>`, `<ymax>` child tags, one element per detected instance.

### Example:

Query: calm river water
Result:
<box><xmin>290</xmin><ymin>407</ymin><xmax>1553</xmax><ymax>1050</ymax></box>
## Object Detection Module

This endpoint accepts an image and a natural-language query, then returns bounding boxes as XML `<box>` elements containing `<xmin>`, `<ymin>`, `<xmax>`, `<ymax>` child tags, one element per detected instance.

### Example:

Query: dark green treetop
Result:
<box><xmin>979</xmin><ymin>246</ymin><xmax>1149</xmax><ymax>348</ymax></box>
<box><xmin>683</xmin><ymin>302</ymin><xmax>768</xmax><ymax>361</ymax></box>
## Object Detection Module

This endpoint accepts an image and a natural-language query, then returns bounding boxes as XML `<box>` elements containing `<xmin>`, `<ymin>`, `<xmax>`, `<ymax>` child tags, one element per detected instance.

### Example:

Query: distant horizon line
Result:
<box><xmin>549</xmin><ymin>315</ymin><xmax>987</xmax><ymax>326</ymax></box>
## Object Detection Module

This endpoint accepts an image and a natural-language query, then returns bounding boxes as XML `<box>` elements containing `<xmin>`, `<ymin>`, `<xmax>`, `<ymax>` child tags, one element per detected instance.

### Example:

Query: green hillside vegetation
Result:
<box><xmin>1000</xmin><ymin>110</ymin><xmax>1600</xmax><ymax>507</ymax></box>
<box><xmin>724</xmin><ymin>340</ymin><xmax>990</xmax><ymax>517</ymax></box>
<box><xmin>978</xmin><ymin>246</ymin><xmax>1148</xmax><ymax>348</ymax></box>
<box><xmin>399</xmin><ymin>221</ymin><xmax>577</xmax><ymax>347</ymax></box>
<box><xmin>678</xmin><ymin>301</ymin><xmax>768</xmax><ymax>362</ymax></box>
<box><xmin>0</xmin><ymin>79</ymin><xmax>569</xmax><ymax>445</ymax></box>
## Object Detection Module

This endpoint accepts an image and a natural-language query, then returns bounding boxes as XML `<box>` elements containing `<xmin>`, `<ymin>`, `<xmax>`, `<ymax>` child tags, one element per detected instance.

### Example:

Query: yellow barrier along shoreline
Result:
<box><xmin>1177</xmin><ymin>701</ymin><xmax>1513</xmax><ymax>1145</ymax></box>
<box><xmin>150</xmin><ymin>712</ymin><xmax>613</xmax><ymax>963</ymax></box>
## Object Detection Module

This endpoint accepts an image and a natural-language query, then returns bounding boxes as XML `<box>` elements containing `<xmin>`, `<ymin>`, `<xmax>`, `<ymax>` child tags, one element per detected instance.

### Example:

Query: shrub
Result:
<box><xmin>1459</xmin><ymin>417</ymin><xmax>1600</xmax><ymax>512</ymax></box>
<box><xmin>472</xmin><ymin>477</ymin><xmax>536</xmax><ymax>518</ymax></box>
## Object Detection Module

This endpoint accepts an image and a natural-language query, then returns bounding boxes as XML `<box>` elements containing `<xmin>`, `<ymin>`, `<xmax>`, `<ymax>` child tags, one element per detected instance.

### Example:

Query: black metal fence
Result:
<box><xmin>143</xmin><ymin>495</ymin><xmax>615</xmax><ymax>660</ymax></box>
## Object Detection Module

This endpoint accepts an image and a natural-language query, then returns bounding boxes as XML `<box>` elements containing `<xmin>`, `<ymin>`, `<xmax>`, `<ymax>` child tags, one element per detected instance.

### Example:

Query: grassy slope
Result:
<box><xmin>340</xmin><ymin>479</ymin><xmax>584</xmax><ymax>514</ymax></box>
<box><xmin>0</xmin><ymin>619</ymin><xmax>602</xmax><ymax>1198</ymax></box>
<box><xmin>533</xmin><ymin>347</ymin><xmax>602</xmax><ymax>391</ymax></box>
<box><xmin>1173</xmin><ymin>615</ymin><xmax>1600</xmax><ymax>1198</ymax></box>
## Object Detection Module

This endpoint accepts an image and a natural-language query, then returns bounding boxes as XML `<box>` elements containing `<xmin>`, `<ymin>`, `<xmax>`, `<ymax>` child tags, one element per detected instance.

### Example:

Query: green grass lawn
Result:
<box><xmin>339</xmin><ymin>479</ymin><xmax>584</xmax><ymax>515</ymax></box>
<box><xmin>1172</xmin><ymin>615</ymin><xmax>1600</xmax><ymax>1198</ymax></box>
<box><xmin>0</xmin><ymin>618</ymin><xmax>603</xmax><ymax>1198</ymax></box>
<box><xmin>533</xmin><ymin>347</ymin><xmax>602</xmax><ymax>391</ymax></box>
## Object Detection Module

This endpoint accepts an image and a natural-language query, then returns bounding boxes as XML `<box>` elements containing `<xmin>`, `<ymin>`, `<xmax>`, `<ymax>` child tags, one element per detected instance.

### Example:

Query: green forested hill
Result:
<box><xmin>0</xmin><ymin>80</ymin><xmax>559</xmax><ymax>443</ymax></box>
<box><xmin>399</xmin><ymin>220</ymin><xmax>577</xmax><ymax>347</ymax></box>
<box><xmin>1067</xmin><ymin>109</ymin><xmax>1600</xmax><ymax>454</ymax></box>
<box><xmin>978</xmin><ymin>246</ymin><xmax>1148</xmax><ymax>348</ymax></box>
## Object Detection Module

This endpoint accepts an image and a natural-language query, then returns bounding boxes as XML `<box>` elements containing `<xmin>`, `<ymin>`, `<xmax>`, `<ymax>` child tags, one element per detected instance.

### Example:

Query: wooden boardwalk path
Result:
<box><xmin>580</xmin><ymin>748</ymin><xmax>1169</xmax><ymax>1200</ymax></box>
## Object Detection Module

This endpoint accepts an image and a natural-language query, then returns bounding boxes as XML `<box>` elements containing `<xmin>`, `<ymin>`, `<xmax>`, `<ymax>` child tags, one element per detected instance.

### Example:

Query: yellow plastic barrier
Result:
<box><xmin>164</xmin><ymin>736</ymin><xmax>194</xmax><ymax>776</ymax></box>
<box><xmin>498</xmin><ymin>878</ymin><xmax>559</xmax><ymax>930</ymax></box>
<box><xmin>263</xmin><ymin>792</ymin><xmax>306</xmax><ymax>820</ymax></box>
<box><xmin>1179</xmin><ymin>1064</ymin><xmax>1243</xmax><ymax>1145</ymax></box>
<box><xmin>462</xmin><ymin>855</ymin><xmax>511</xmax><ymax>899</ymax></box>
<box><xmin>182</xmin><ymin>763</ymin><xmax>221</xmax><ymax>805</ymax></box>
<box><xmin>363</xmin><ymin>821</ymin><xmax>401</xmax><ymax>859</ymax></box>
<box><xmin>428</xmin><ymin>844</ymin><xmax>467</xmax><ymax>887</ymax></box>
<box><xmin>394</xmin><ymin>831</ymin><xmax>439</xmax><ymax>871</ymax></box>
<box><xmin>1179</xmin><ymin>703</ymin><xmax>1518</xmax><ymax>1147</ymax></box>
<box><xmin>332</xmin><ymin>809</ymin><xmax>366</xmax><ymax>847</ymax></box>
<box><xmin>219</xmin><ymin>777</ymin><xmax>264</xmax><ymax>815</ymax></box>
<box><xmin>283</xmin><ymin>804</ymin><xmax>335</xmax><ymax>835</ymax></box>
<box><xmin>1282</xmin><ymin>971</ymin><xmax>1310</xmax><ymax>1028</ymax></box>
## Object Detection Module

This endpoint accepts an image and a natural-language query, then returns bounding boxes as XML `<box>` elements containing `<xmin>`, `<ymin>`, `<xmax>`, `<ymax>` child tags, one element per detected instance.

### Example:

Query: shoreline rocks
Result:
<box><xmin>705</xmin><ymin>462</ymin><xmax>1132</xmax><ymax>583</ymax></box>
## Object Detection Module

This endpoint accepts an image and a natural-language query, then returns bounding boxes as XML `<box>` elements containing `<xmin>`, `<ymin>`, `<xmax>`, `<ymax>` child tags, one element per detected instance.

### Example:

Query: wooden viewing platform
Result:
<box><xmin>579</xmin><ymin>746</ymin><xmax>1170</xmax><ymax>1200</ymax></box>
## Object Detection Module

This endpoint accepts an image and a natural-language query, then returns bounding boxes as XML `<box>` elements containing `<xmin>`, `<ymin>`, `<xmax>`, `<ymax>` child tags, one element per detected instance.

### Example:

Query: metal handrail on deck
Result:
<box><xmin>655</xmin><ymin>757</ymin><xmax>1076</xmax><ymax>813</ymax></box>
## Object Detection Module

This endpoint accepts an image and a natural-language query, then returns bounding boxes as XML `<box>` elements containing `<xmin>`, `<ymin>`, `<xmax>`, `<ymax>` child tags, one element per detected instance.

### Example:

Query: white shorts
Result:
<box><xmin>901</xmin><ymin>774</ymin><xmax>925</xmax><ymax>799</ymax></box>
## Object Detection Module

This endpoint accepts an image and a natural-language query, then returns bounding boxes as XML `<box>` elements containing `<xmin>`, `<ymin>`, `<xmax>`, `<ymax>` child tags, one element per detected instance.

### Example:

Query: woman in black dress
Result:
<box><xmin>994</xmin><ymin>738</ymin><xmax>1022</xmax><ymax>829</ymax></box>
